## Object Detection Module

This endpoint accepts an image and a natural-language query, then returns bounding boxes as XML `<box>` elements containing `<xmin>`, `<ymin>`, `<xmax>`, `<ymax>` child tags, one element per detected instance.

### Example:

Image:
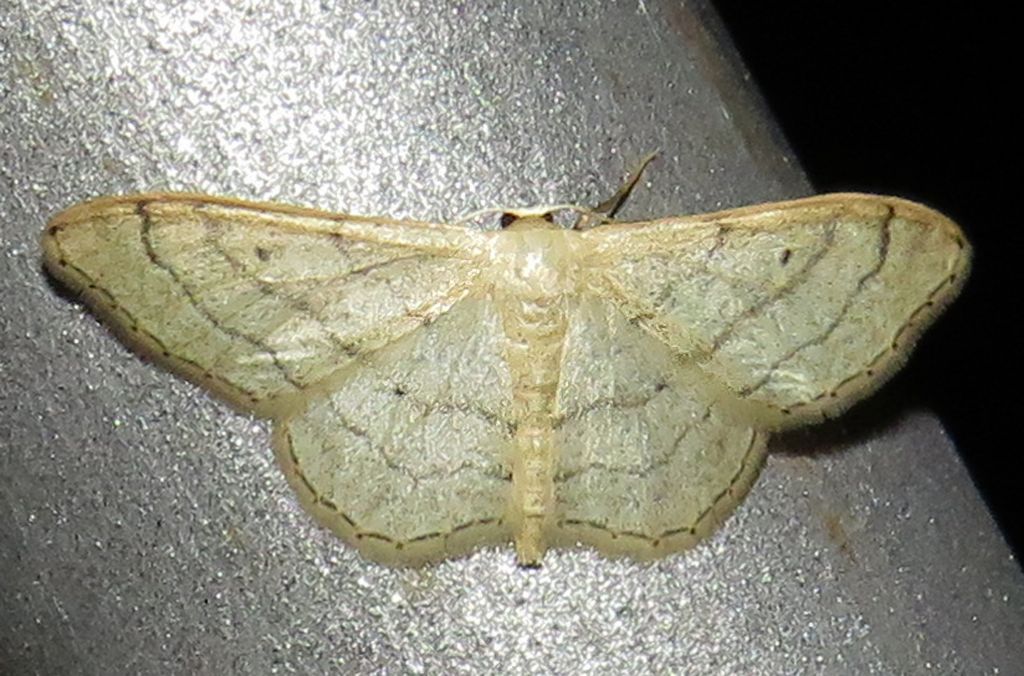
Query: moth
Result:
<box><xmin>42</xmin><ymin>164</ymin><xmax>970</xmax><ymax>566</ymax></box>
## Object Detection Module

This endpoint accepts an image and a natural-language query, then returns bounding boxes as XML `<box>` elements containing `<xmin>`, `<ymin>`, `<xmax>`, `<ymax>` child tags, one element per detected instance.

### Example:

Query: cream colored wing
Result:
<box><xmin>42</xmin><ymin>194</ymin><xmax>485</xmax><ymax>417</ymax></box>
<box><xmin>273</xmin><ymin>297</ymin><xmax>515</xmax><ymax>565</ymax></box>
<box><xmin>551</xmin><ymin>297</ymin><xmax>767</xmax><ymax>559</ymax></box>
<box><xmin>583</xmin><ymin>194</ymin><xmax>970</xmax><ymax>427</ymax></box>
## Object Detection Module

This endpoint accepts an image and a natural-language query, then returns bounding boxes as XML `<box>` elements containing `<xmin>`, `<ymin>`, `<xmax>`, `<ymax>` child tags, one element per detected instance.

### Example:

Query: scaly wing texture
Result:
<box><xmin>552</xmin><ymin>297</ymin><xmax>767</xmax><ymax>558</ymax></box>
<box><xmin>42</xmin><ymin>194</ymin><xmax>485</xmax><ymax>417</ymax></box>
<box><xmin>584</xmin><ymin>194</ymin><xmax>970</xmax><ymax>427</ymax></box>
<box><xmin>274</xmin><ymin>298</ymin><xmax>515</xmax><ymax>565</ymax></box>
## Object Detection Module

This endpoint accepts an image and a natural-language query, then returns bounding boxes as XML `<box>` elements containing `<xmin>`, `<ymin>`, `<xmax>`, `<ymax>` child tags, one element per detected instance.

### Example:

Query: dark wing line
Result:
<box><xmin>42</xmin><ymin>192</ymin><xmax>489</xmax><ymax>415</ymax></box>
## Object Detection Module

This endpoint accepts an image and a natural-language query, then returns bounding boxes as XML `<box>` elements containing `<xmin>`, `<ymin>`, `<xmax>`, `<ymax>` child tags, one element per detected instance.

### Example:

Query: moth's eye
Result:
<box><xmin>542</xmin><ymin>212</ymin><xmax>555</xmax><ymax>223</ymax></box>
<box><xmin>499</xmin><ymin>213</ymin><xmax>517</xmax><ymax>229</ymax></box>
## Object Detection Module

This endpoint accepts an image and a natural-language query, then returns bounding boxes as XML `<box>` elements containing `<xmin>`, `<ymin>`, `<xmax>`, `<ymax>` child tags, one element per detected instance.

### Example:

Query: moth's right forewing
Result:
<box><xmin>581</xmin><ymin>194</ymin><xmax>970</xmax><ymax>428</ymax></box>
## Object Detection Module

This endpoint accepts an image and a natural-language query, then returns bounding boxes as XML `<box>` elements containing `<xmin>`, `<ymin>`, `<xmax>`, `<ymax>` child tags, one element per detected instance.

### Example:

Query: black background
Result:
<box><xmin>712</xmin><ymin>3</ymin><xmax>1020</xmax><ymax>558</ymax></box>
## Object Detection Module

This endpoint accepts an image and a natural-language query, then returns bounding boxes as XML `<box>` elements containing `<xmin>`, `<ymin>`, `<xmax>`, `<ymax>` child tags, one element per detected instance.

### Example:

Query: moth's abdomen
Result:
<box><xmin>502</xmin><ymin>297</ymin><xmax>568</xmax><ymax>423</ymax></box>
<box><xmin>483</xmin><ymin>226</ymin><xmax>585</xmax><ymax>563</ymax></box>
<box><xmin>498</xmin><ymin>294</ymin><xmax>571</xmax><ymax>564</ymax></box>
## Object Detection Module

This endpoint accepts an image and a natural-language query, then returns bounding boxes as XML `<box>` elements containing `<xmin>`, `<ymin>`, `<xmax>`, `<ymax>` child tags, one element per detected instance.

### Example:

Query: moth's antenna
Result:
<box><xmin>592</xmin><ymin>151</ymin><xmax>659</xmax><ymax>219</ymax></box>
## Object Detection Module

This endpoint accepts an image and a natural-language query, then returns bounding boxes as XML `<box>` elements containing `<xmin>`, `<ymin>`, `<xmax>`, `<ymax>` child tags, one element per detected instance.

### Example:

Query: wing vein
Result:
<box><xmin>710</xmin><ymin>221</ymin><xmax>838</xmax><ymax>352</ymax></box>
<box><xmin>737</xmin><ymin>210</ymin><xmax>893</xmax><ymax>399</ymax></box>
<box><xmin>138</xmin><ymin>203</ymin><xmax>306</xmax><ymax>391</ymax></box>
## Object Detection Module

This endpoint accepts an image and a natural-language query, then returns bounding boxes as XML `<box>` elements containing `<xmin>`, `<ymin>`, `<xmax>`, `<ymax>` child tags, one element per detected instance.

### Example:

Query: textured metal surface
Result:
<box><xmin>1</xmin><ymin>1</ymin><xmax>1021</xmax><ymax>674</ymax></box>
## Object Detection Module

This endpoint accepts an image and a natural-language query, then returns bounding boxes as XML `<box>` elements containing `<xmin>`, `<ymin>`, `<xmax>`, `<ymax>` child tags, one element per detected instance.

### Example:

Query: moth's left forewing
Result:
<box><xmin>581</xmin><ymin>194</ymin><xmax>970</xmax><ymax>429</ymax></box>
<box><xmin>42</xmin><ymin>193</ymin><xmax>489</xmax><ymax>418</ymax></box>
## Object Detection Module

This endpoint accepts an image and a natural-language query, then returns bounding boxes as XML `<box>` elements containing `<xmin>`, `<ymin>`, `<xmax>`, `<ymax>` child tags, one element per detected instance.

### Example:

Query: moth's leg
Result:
<box><xmin>579</xmin><ymin>151</ymin><xmax>660</xmax><ymax>229</ymax></box>
<box><xmin>453</xmin><ymin>208</ymin><xmax>509</xmax><ymax>229</ymax></box>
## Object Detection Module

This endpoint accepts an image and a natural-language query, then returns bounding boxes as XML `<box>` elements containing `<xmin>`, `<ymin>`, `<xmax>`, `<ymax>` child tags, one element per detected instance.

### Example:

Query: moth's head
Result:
<box><xmin>499</xmin><ymin>210</ymin><xmax>557</xmax><ymax>231</ymax></box>
<box><xmin>498</xmin><ymin>206</ymin><xmax>590</xmax><ymax>231</ymax></box>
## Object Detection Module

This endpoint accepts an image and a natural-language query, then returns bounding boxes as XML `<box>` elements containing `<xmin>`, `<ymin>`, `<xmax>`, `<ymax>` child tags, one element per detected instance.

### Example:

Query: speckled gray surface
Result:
<box><xmin>1</xmin><ymin>1</ymin><xmax>1021</xmax><ymax>674</ymax></box>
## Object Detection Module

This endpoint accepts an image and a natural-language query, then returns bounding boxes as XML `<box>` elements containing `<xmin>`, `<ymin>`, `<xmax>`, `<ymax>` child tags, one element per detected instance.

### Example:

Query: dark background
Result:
<box><xmin>713</xmin><ymin>3</ymin><xmax>1020</xmax><ymax>558</ymax></box>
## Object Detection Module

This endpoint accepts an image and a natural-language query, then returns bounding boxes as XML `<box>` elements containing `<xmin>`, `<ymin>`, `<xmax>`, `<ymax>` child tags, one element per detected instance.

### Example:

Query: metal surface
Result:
<box><xmin>1</xmin><ymin>1</ymin><xmax>1021</xmax><ymax>673</ymax></box>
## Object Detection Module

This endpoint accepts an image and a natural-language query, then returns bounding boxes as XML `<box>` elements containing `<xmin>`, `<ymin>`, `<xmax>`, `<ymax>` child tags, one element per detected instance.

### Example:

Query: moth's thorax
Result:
<box><xmin>485</xmin><ymin>218</ymin><xmax>582</xmax><ymax>300</ymax></box>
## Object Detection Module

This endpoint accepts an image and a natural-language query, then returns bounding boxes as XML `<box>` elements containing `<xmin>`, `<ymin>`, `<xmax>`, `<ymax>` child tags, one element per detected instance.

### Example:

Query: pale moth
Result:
<box><xmin>42</xmin><ymin>161</ymin><xmax>970</xmax><ymax>566</ymax></box>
